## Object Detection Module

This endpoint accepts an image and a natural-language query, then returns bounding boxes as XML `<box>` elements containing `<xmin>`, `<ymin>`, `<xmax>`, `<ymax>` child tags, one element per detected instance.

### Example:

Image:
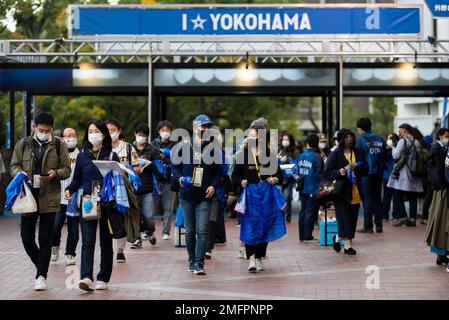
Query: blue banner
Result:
<box><xmin>425</xmin><ymin>0</ymin><xmax>449</xmax><ymax>18</ymax></box>
<box><xmin>73</xmin><ymin>7</ymin><xmax>420</xmax><ymax>36</ymax></box>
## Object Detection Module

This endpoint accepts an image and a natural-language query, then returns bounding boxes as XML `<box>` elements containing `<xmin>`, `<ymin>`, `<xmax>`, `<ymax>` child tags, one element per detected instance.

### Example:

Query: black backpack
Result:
<box><xmin>408</xmin><ymin>139</ymin><xmax>428</xmax><ymax>177</ymax></box>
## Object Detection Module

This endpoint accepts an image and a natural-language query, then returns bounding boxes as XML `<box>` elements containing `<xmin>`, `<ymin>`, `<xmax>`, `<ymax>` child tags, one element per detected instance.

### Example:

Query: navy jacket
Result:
<box><xmin>355</xmin><ymin>131</ymin><xmax>387</xmax><ymax>176</ymax></box>
<box><xmin>66</xmin><ymin>147</ymin><xmax>120</xmax><ymax>197</ymax></box>
<box><xmin>172</xmin><ymin>140</ymin><xmax>222</xmax><ymax>205</ymax></box>
<box><xmin>298</xmin><ymin>148</ymin><xmax>324</xmax><ymax>196</ymax></box>
<box><xmin>323</xmin><ymin>147</ymin><xmax>368</xmax><ymax>203</ymax></box>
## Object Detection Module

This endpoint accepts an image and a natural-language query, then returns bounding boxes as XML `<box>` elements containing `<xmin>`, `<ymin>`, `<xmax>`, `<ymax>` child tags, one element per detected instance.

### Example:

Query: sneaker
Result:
<box><xmin>149</xmin><ymin>234</ymin><xmax>157</xmax><ymax>246</ymax></box>
<box><xmin>194</xmin><ymin>264</ymin><xmax>206</xmax><ymax>276</ymax></box>
<box><xmin>214</xmin><ymin>241</ymin><xmax>227</xmax><ymax>246</ymax></box>
<box><xmin>447</xmin><ymin>266</ymin><xmax>449</xmax><ymax>273</ymax></box>
<box><xmin>406</xmin><ymin>219</ymin><xmax>416</xmax><ymax>227</ymax></box>
<box><xmin>78</xmin><ymin>278</ymin><xmax>95</xmax><ymax>292</ymax></box>
<box><xmin>376</xmin><ymin>226</ymin><xmax>383</xmax><ymax>233</ymax></box>
<box><xmin>188</xmin><ymin>262</ymin><xmax>196</xmax><ymax>272</ymax></box>
<box><xmin>162</xmin><ymin>234</ymin><xmax>170</xmax><ymax>240</ymax></box>
<box><xmin>95</xmin><ymin>281</ymin><xmax>108</xmax><ymax>290</ymax></box>
<box><xmin>238</xmin><ymin>247</ymin><xmax>246</xmax><ymax>259</ymax></box>
<box><xmin>65</xmin><ymin>255</ymin><xmax>76</xmax><ymax>266</ymax></box>
<box><xmin>141</xmin><ymin>232</ymin><xmax>149</xmax><ymax>240</ymax></box>
<box><xmin>357</xmin><ymin>228</ymin><xmax>374</xmax><ymax>234</ymax></box>
<box><xmin>255</xmin><ymin>259</ymin><xmax>265</xmax><ymax>272</ymax></box>
<box><xmin>303</xmin><ymin>237</ymin><xmax>319</xmax><ymax>243</ymax></box>
<box><xmin>248</xmin><ymin>259</ymin><xmax>257</xmax><ymax>273</ymax></box>
<box><xmin>344</xmin><ymin>247</ymin><xmax>357</xmax><ymax>255</ymax></box>
<box><xmin>34</xmin><ymin>276</ymin><xmax>47</xmax><ymax>291</ymax></box>
<box><xmin>51</xmin><ymin>246</ymin><xmax>59</xmax><ymax>262</ymax></box>
<box><xmin>205</xmin><ymin>252</ymin><xmax>212</xmax><ymax>260</ymax></box>
<box><xmin>332</xmin><ymin>235</ymin><xmax>341</xmax><ymax>253</ymax></box>
<box><xmin>436</xmin><ymin>256</ymin><xmax>449</xmax><ymax>266</ymax></box>
<box><xmin>116</xmin><ymin>252</ymin><xmax>126</xmax><ymax>263</ymax></box>
<box><xmin>393</xmin><ymin>218</ymin><xmax>407</xmax><ymax>227</ymax></box>
<box><xmin>130</xmin><ymin>240</ymin><xmax>142</xmax><ymax>249</ymax></box>
<box><xmin>286</xmin><ymin>215</ymin><xmax>292</xmax><ymax>223</ymax></box>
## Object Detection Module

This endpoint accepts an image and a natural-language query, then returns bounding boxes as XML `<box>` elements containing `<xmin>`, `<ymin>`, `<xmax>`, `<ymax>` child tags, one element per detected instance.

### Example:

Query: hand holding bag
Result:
<box><xmin>12</xmin><ymin>181</ymin><xmax>37</xmax><ymax>214</ymax></box>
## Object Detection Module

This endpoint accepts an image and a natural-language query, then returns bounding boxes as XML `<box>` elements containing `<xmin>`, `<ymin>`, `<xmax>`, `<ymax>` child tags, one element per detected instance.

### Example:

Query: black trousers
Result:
<box><xmin>382</xmin><ymin>180</ymin><xmax>394</xmax><ymax>220</ymax></box>
<box><xmin>422</xmin><ymin>189</ymin><xmax>434</xmax><ymax>220</ymax></box>
<box><xmin>334</xmin><ymin>199</ymin><xmax>360</xmax><ymax>239</ymax></box>
<box><xmin>21</xmin><ymin>212</ymin><xmax>56</xmax><ymax>279</ymax></box>
<box><xmin>393</xmin><ymin>190</ymin><xmax>417</xmax><ymax>221</ymax></box>
<box><xmin>245</xmin><ymin>243</ymin><xmax>268</xmax><ymax>259</ymax></box>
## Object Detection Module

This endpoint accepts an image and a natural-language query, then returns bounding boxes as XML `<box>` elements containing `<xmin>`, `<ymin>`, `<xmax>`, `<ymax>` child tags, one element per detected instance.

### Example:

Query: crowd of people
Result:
<box><xmin>6</xmin><ymin>111</ymin><xmax>449</xmax><ymax>292</ymax></box>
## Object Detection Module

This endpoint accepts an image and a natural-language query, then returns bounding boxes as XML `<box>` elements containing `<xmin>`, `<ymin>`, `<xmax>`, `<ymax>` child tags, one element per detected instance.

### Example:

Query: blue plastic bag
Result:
<box><xmin>174</xmin><ymin>204</ymin><xmax>184</xmax><ymax>228</ymax></box>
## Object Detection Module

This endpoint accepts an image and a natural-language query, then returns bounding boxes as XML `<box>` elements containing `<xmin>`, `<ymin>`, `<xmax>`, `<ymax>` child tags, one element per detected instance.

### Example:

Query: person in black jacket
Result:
<box><xmin>132</xmin><ymin>123</ymin><xmax>161</xmax><ymax>248</ymax></box>
<box><xmin>425</xmin><ymin>127</ymin><xmax>449</xmax><ymax>266</ymax></box>
<box><xmin>323</xmin><ymin>128</ymin><xmax>368</xmax><ymax>255</ymax></box>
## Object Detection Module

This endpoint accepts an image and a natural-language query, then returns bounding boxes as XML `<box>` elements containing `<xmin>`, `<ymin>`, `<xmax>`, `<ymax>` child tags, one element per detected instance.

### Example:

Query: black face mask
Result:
<box><xmin>344</xmin><ymin>140</ymin><xmax>354</xmax><ymax>148</ymax></box>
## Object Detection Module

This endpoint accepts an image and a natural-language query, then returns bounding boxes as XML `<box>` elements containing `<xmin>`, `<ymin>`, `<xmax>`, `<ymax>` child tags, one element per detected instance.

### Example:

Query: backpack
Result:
<box><xmin>409</xmin><ymin>139</ymin><xmax>428</xmax><ymax>177</ymax></box>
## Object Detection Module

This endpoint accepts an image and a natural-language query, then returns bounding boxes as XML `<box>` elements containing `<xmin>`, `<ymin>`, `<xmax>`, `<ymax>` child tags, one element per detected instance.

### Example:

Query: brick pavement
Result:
<box><xmin>0</xmin><ymin>214</ymin><xmax>448</xmax><ymax>300</ymax></box>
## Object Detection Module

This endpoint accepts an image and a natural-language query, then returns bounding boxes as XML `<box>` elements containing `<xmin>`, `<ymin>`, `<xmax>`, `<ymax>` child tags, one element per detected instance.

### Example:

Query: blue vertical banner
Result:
<box><xmin>443</xmin><ymin>97</ymin><xmax>448</xmax><ymax>128</ymax></box>
<box><xmin>72</xmin><ymin>6</ymin><xmax>421</xmax><ymax>36</ymax></box>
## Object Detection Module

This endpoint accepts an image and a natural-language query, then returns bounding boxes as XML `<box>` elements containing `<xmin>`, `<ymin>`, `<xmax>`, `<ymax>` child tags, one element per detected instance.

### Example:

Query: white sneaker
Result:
<box><xmin>78</xmin><ymin>278</ymin><xmax>95</xmax><ymax>292</ymax></box>
<box><xmin>51</xmin><ymin>246</ymin><xmax>59</xmax><ymax>262</ymax></box>
<box><xmin>447</xmin><ymin>266</ymin><xmax>449</xmax><ymax>273</ymax></box>
<box><xmin>248</xmin><ymin>259</ymin><xmax>257</xmax><ymax>273</ymax></box>
<box><xmin>162</xmin><ymin>234</ymin><xmax>170</xmax><ymax>240</ymax></box>
<box><xmin>34</xmin><ymin>276</ymin><xmax>47</xmax><ymax>291</ymax></box>
<box><xmin>141</xmin><ymin>232</ymin><xmax>149</xmax><ymax>240</ymax></box>
<box><xmin>255</xmin><ymin>259</ymin><xmax>265</xmax><ymax>272</ymax></box>
<box><xmin>65</xmin><ymin>255</ymin><xmax>76</xmax><ymax>266</ymax></box>
<box><xmin>238</xmin><ymin>247</ymin><xmax>246</xmax><ymax>259</ymax></box>
<box><xmin>95</xmin><ymin>281</ymin><xmax>108</xmax><ymax>290</ymax></box>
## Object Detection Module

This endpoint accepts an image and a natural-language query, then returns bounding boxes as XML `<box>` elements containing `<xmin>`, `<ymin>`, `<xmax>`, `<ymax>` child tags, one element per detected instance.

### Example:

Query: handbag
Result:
<box><xmin>234</xmin><ymin>188</ymin><xmax>246</xmax><ymax>214</ymax></box>
<box><xmin>12</xmin><ymin>181</ymin><xmax>37</xmax><ymax>214</ymax></box>
<box><xmin>105</xmin><ymin>203</ymin><xmax>127</xmax><ymax>239</ymax></box>
<box><xmin>81</xmin><ymin>195</ymin><xmax>101</xmax><ymax>220</ymax></box>
<box><xmin>316</xmin><ymin>179</ymin><xmax>345</xmax><ymax>204</ymax></box>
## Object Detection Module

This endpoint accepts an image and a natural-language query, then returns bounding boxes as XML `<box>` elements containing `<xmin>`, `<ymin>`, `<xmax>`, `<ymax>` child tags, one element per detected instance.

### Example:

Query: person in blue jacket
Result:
<box><xmin>65</xmin><ymin>120</ymin><xmax>120</xmax><ymax>292</ymax></box>
<box><xmin>172</xmin><ymin>114</ymin><xmax>222</xmax><ymax>276</ymax></box>
<box><xmin>355</xmin><ymin>118</ymin><xmax>387</xmax><ymax>234</ymax></box>
<box><xmin>297</xmin><ymin>133</ymin><xmax>324</xmax><ymax>242</ymax></box>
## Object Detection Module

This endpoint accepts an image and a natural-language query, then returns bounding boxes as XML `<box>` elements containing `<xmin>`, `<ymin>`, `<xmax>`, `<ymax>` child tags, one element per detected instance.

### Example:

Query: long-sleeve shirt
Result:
<box><xmin>298</xmin><ymin>148</ymin><xmax>324</xmax><ymax>196</ymax></box>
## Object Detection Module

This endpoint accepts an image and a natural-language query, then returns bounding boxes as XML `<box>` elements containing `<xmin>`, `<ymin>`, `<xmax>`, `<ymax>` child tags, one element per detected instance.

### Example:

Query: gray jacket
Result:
<box><xmin>387</xmin><ymin>135</ymin><xmax>424</xmax><ymax>193</ymax></box>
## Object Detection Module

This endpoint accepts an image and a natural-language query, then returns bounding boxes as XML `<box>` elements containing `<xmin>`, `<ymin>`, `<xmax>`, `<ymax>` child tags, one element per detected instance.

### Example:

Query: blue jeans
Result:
<box><xmin>299</xmin><ymin>194</ymin><xmax>318</xmax><ymax>241</ymax></box>
<box><xmin>180</xmin><ymin>199</ymin><xmax>212</xmax><ymax>267</ymax></box>
<box><xmin>79</xmin><ymin>208</ymin><xmax>113</xmax><ymax>282</ymax></box>
<box><xmin>139</xmin><ymin>193</ymin><xmax>155</xmax><ymax>236</ymax></box>
<box><xmin>154</xmin><ymin>182</ymin><xmax>175</xmax><ymax>235</ymax></box>
<box><xmin>282</xmin><ymin>184</ymin><xmax>293</xmax><ymax>219</ymax></box>
<box><xmin>52</xmin><ymin>204</ymin><xmax>80</xmax><ymax>256</ymax></box>
<box><xmin>362</xmin><ymin>173</ymin><xmax>384</xmax><ymax>230</ymax></box>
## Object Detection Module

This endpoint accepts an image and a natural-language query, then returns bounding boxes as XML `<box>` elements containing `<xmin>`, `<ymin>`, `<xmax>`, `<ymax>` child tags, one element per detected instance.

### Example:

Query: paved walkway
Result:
<box><xmin>0</xmin><ymin>215</ymin><xmax>448</xmax><ymax>300</ymax></box>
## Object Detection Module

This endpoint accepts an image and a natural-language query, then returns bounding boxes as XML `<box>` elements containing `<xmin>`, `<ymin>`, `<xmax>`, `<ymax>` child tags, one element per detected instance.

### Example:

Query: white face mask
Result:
<box><xmin>318</xmin><ymin>142</ymin><xmax>327</xmax><ymax>150</ymax></box>
<box><xmin>281</xmin><ymin>140</ymin><xmax>290</xmax><ymax>147</ymax></box>
<box><xmin>136</xmin><ymin>135</ymin><xmax>147</xmax><ymax>145</ymax></box>
<box><xmin>110</xmin><ymin>132</ymin><xmax>120</xmax><ymax>142</ymax></box>
<box><xmin>387</xmin><ymin>139</ymin><xmax>394</xmax><ymax>148</ymax></box>
<box><xmin>441</xmin><ymin>138</ymin><xmax>449</xmax><ymax>146</ymax></box>
<box><xmin>88</xmin><ymin>133</ymin><xmax>103</xmax><ymax>148</ymax></box>
<box><xmin>64</xmin><ymin>138</ymin><xmax>77</xmax><ymax>149</ymax></box>
<box><xmin>36</xmin><ymin>131</ymin><xmax>51</xmax><ymax>142</ymax></box>
<box><xmin>160</xmin><ymin>131</ymin><xmax>171</xmax><ymax>141</ymax></box>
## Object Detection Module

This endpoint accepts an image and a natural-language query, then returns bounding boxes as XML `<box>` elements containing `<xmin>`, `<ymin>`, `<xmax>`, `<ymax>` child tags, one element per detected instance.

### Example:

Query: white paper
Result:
<box><xmin>92</xmin><ymin>160</ymin><xmax>136</xmax><ymax>177</ymax></box>
<box><xmin>280</xmin><ymin>164</ymin><xmax>295</xmax><ymax>171</ymax></box>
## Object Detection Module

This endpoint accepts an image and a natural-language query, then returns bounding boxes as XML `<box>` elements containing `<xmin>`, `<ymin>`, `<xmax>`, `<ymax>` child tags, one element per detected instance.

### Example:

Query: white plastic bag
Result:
<box><xmin>12</xmin><ymin>181</ymin><xmax>37</xmax><ymax>214</ymax></box>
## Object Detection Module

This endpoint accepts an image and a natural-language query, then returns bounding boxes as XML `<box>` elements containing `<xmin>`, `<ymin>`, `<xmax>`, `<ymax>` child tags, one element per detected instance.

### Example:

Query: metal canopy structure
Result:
<box><xmin>1</xmin><ymin>38</ymin><xmax>449</xmax><ymax>64</ymax></box>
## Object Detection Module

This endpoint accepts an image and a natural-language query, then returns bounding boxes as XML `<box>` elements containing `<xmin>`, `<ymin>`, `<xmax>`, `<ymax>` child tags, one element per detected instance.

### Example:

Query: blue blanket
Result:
<box><xmin>240</xmin><ymin>181</ymin><xmax>287</xmax><ymax>246</ymax></box>
<box><xmin>5</xmin><ymin>172</ymin><xmax>29</xmax><ymax>210</ymax></box>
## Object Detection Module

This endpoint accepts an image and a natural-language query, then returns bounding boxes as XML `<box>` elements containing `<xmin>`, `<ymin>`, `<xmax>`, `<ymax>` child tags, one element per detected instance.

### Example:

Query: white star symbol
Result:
<box><xmin>190</xmin><ymin>14</ymin><xmax>206</xmax><ymax>30</ymax></box>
